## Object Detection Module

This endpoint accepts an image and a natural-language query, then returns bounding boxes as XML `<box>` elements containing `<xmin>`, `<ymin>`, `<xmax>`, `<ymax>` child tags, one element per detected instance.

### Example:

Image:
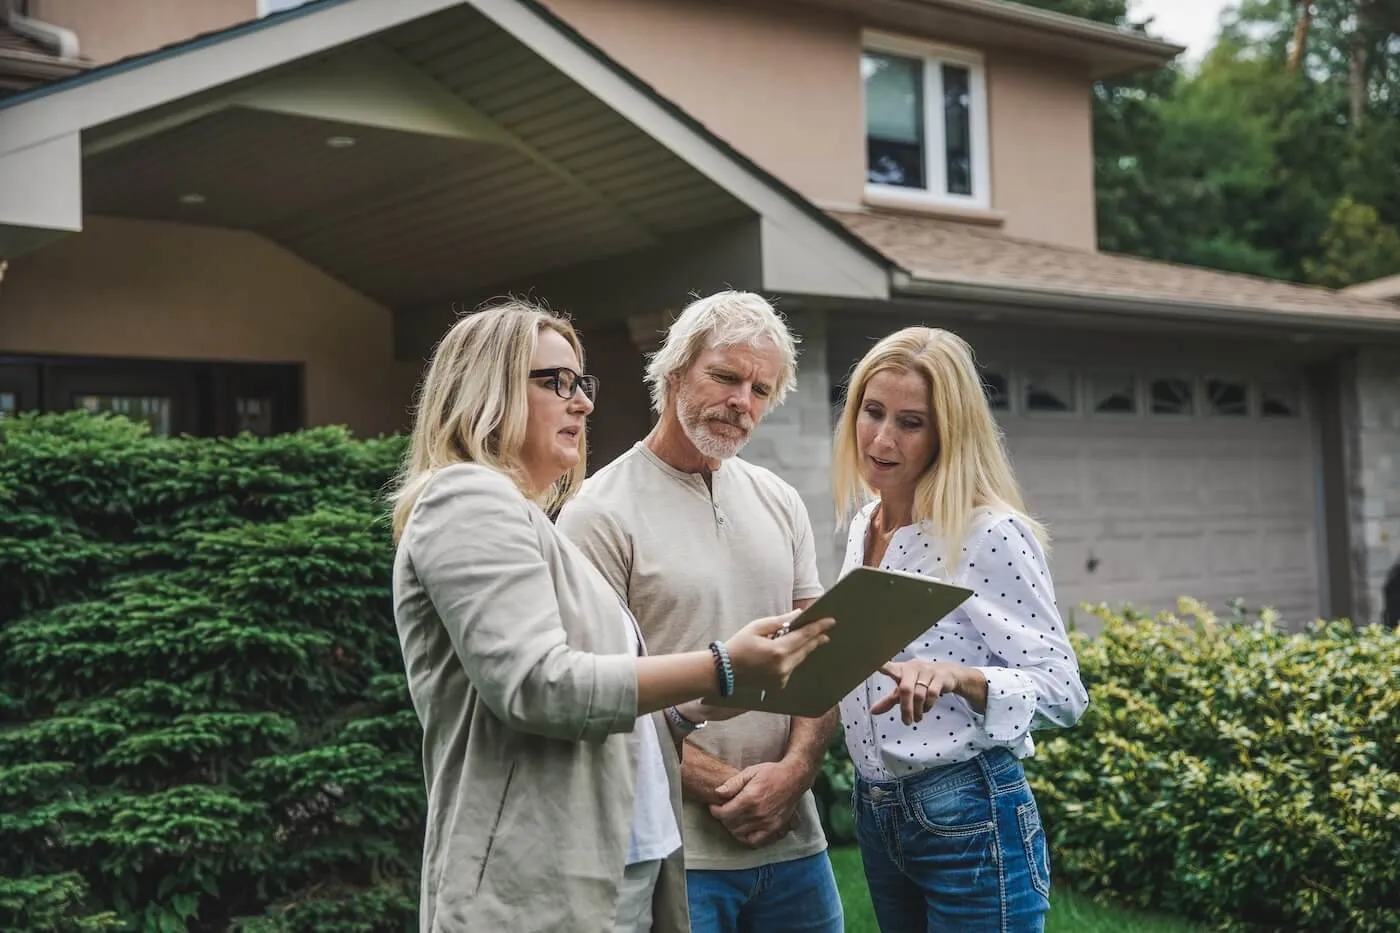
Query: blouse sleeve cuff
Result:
<box><xmin>973</xmin><ymin>666</ymin><xmax>1037</xmax><ymax>745</ymax></box>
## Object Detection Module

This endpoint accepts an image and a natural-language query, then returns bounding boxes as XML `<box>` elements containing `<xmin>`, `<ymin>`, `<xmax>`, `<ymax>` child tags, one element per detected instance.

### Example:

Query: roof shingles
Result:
<box><xmin>0</xmin><ymin>22</ymin><xmax>57</xmax><ymax>58</ymax></box>
<box><xmin>829</xmin><ymin>208</ymin><xmax>1400</xmax><ymax>323</ymax></box>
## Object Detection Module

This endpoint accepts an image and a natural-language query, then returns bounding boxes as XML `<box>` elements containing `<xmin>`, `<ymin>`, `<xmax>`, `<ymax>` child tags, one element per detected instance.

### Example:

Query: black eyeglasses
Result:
<box><xmin>529</xmin><ymin>367</ymin><xmax>599</xmax><ymax>402</ymax></box>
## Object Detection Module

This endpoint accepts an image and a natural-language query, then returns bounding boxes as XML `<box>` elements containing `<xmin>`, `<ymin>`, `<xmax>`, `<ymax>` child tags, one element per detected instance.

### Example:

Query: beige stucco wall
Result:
<box><xmin>985</xmin><ymin>49</ymin><xmax>1097</xmax><ymax>249</ymax></box>
<box><xmin>541</xmin><ymin>0</ymin><xmax>1097</xmax><ymax>249</ymax></box>
<box><xmin>30</xmin><ymin>0</ymin><xmax>257</xmax><ymax>65</ymax></box>
<box><xmin>0</xmin><ymin>216</ymin><xmax>419</xmax><ymax>437</ymax></box>
<box><xmin>543</xmin><ymin>0</ymin><xmax>865</xmax><ymax>209</ymax></box>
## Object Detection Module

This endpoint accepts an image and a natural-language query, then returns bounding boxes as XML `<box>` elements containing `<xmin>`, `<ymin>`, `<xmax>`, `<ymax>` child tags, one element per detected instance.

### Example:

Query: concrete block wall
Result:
<box><xmin>736</xmin><ymin>310</ymin><xmax>842</xmax><ymax>587</ymax></box>
<box><xmin>1351</xmin><ymin>347</ymin><xmax>1400</xmax><ymax>622</ymax></box>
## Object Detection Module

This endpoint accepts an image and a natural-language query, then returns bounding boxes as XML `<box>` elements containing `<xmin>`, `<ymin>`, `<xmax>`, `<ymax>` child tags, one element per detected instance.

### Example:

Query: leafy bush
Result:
<box><xmin>9</xmin><ymin>414</ymin><xmax>1397</xmax><ymax>932</ymax></box>
<box><xmin>814</xmin><ymin>600</ymin><xmax>1398</xmax><ymax>931</ymax></box>
<box><xmin>0</xmin><ymin>413</ymin><xmax>418</xmax><ymax>933</ymax></box>
<box><xmin>1026</xmin><ymin>600</ymin><xmax>1400</xmax><ymax>933</ymax></box>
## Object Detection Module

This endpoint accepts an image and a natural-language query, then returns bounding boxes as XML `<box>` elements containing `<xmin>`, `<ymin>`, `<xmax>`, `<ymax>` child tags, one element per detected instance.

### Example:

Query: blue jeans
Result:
<box><xmin>854</xmin><ymin>748</ymin><xmax>1052</xmax><ymax>933</ymax></box>
<box><xmin>685</xmin><ymin>850</ymin><xmax>844</xmax><ymax>933</ymax></box>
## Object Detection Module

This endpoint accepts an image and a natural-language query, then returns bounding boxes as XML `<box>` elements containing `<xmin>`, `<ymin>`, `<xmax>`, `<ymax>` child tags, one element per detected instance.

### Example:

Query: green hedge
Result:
<box><xmin>0</xmin><ymin>413</ymin><xmax>420</xmax><ymax>933</ymax></box>
<box><xmin>1023</xmin><ymin>600</ymin><xmax>1400</xmax><ymax>933</ymax></box>
<box><xmin>813</xmin><ymin>610</ymin><xmax>1399</xmax><ymax>932</ymax></box>
<box><xmin>816</xmin><ymin>602</ymin><xmax>1399</xmax><ymax>931</ymax></box>
<box><xmin>5</xmin><ymin>415</ymin><xmax>1397</xmax><ymax>932</ymax></box>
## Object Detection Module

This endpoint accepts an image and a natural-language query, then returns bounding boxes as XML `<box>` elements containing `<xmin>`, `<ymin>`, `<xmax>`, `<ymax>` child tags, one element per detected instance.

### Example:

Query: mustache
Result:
<box><xmin>703</xmin><ymin>409</ymin><xmax>753</xmax><ymax>431</ymax></box>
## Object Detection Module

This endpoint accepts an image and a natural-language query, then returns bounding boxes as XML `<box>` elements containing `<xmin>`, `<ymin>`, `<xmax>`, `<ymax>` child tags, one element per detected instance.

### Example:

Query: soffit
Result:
<box><xmin>79</xmin><ymin>4</ymin><xmax>749</xmax><ymax>307</ymax></box>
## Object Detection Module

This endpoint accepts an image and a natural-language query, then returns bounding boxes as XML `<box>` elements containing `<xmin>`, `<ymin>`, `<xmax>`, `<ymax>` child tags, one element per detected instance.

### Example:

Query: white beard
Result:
<box><xmin>676</xmin><ymin>385</ymin><xmax>752</xmax><ymax>461</ymax></box>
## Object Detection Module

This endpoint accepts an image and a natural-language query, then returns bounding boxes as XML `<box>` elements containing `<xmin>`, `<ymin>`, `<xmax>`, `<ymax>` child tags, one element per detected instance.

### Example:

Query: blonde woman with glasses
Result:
<box><xmin>389</xmin><ymin>299</ymin><xmax>833</xmax><ymax>933</ymax></box>
<box><xmin>830</xmin><ymin>327</ymin><xmax>1089</xmax><ymax>933</ymax></box>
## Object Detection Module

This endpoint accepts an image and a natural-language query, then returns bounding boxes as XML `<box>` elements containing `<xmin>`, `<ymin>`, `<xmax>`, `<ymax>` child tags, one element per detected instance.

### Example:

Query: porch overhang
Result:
<box><xmin>0</xmin><ymin>0</ymin><xmax>889</xmax><ymax>309</ymax></box>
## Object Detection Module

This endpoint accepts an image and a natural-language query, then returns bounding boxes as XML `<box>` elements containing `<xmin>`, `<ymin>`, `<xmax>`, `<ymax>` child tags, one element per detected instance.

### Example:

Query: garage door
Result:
<box><xmin>986</xmin><ymin>366</ymin><xmax>1323</xmax><ymax>629</ymax></box>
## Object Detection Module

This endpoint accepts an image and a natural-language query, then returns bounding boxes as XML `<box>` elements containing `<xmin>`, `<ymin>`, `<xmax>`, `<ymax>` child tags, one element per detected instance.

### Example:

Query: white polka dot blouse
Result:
<box><xmin>836</xmin><ymin>501</ymin><xmax>1090</xmax><ymax>783</ymax></box>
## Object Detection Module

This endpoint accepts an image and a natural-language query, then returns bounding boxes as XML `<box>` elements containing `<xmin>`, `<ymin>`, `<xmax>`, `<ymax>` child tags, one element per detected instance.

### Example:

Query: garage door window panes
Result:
<box><xmin>1261</xmin><ymin>381</ymin><xmax>1302</xmax><ymax>417</ymax></box>
<box><xmin>981</xmin><ymin>369</ymin><xmax>1009</xmax><ymax>410</ymax></box>
<box><xmin>1206</xmin><ymin>378</ymin><xmax>1249</xmax><ymax>416</ymax></box>
<box><xmin>1090</xmin><ymin>374</ymin><xmax>1137</xmax><ymax>414</ymax></box>
<box><xmin>1150</xmin><ymin>377</ymin><xmax>1194</xmax><ymax>416</ymax></box>
<box><xmin>1023</xmin><ymin>370</ymin><xmax>1076</xmax><ymax>414</ymax></box>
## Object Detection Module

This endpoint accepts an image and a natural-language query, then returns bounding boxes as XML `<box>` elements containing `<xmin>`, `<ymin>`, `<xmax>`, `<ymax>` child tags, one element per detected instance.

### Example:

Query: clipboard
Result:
<box><xmin>709</xmin><ymin>566</ymin><xmax>973</xmax><ymax>718</ymax></box>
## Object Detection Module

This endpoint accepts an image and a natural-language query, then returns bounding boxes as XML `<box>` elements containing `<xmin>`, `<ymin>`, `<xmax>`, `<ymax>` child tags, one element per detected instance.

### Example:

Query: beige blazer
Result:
<box><xmin>392</xmin><ymin>463</ymin><xmax>688</xmax><ymax>933</ymax></box>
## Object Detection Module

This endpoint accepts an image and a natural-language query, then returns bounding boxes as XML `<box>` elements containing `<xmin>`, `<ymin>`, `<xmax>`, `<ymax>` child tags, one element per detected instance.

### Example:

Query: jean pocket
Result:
<box><xmin>1016</xmin><ymin>796</ymin><xmax>1051</xmax><ymax>900</ymax></box>
<box><xmin>910</xmin><ymin>781</ymin><xmax>995</xmax><ymax>837</ymax></box>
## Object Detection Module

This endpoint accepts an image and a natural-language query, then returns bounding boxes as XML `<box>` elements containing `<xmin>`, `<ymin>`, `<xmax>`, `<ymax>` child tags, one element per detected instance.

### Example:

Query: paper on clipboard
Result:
<box><xmin>710</xmin><ymin>566</ymin><xmax>973</xmax><ymax>718</ymax></box>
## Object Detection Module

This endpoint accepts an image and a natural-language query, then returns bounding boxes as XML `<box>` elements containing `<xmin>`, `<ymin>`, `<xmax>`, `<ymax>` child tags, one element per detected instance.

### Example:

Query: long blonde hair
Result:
<box><xmin>389</xmin><ymin>298</ymin><xmax>588</xmax><ymax>542</ymax></box>
<box><xmin>832</xmin><ymin>326</ymin><xmax>1046</xmax><ymax>565</ymax></box>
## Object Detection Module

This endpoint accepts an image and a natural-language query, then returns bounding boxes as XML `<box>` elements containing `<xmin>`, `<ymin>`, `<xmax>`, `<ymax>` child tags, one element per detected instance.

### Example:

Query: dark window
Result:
<box><xmin>0</xmin><ymin>361</ymin><xmax>39</xmax><ymax>417</ymax></box>
<box><xmin>1206</xmin><ymin>378</ymin><xmax>1249</xmax><ymax>416</ymax></box>
<box><xmin>1261</xmin><ymin>381</ymin><xmax>1302</xmax><ymax>418</ymax></box>
<box><xmin>864</xmin><ymin>51</ymin><xmax>925</xmax><ymax>189</ymax></box>
<box><xmin>981</xmin><ymin>369</ymin><xmax>1009</xmax><ymax>410</ymax></box>
<box><xmin>1091</xmin><ymin>374</ymin><xmax>1137</xmax><ymax>414</ymax></box>
<box><xmin>1024</xmin><ymin>370</ymin><xmax>1076</xmax><ymax>413</ymax></box>
<box><xmin>942</xmin><ymin>64</ymin><xmax>973</xmax><ymax>196</ymax></box>
<box><xmin>1150</xmin><ymin>377</ymin><xmax>1193</xmax><ymax>416</ymax></box>
<box><xmin>0</xmin><ymin>355</ymin><xmax>302</xmax><ymax>437</ymax></box>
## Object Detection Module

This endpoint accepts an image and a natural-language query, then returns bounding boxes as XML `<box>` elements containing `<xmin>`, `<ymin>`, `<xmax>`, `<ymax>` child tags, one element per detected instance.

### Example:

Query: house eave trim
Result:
<box><xmin>892</xmin><ymin>271</ymin><xmax>1400</xmax><ymax>336</ymax></box>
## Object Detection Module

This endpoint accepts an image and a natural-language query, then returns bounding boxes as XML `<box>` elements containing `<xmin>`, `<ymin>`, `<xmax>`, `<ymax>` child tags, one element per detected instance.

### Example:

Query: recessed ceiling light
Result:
<box><xmin>325</xmin><ymin>135</ymin><xmax>356</xmax><ymax>149</ymax></box>
<box><xmin>178</xmin><ymin>193</ymin><xmax>206</xmax><ymax>205</ymax></box>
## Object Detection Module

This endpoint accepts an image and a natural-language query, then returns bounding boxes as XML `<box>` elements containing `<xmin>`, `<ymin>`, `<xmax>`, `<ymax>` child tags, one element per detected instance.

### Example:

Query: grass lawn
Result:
<box><xmin>829</xmin><ymin>846</ymin><xmax>1203</xmax><ymax>933</ymax></box>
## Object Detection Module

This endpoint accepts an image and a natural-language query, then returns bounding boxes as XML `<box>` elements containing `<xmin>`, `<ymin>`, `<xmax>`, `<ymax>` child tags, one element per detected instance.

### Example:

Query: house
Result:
<box><xmin>2</xmin><ymin>0</ymin><xmax>1398</xmax><ymax>630</ymax></box>
<box><xmin>1347</xmin><ymin>275</ymin><xmax>1400</xmax><ymax>304</ymax></box>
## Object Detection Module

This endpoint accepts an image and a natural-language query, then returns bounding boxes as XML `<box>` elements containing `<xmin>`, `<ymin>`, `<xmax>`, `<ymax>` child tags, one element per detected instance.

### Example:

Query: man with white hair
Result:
<box><xmin>557</xmin><ymin>290</ymin><xmax>843</xmax><ymax>932</ymax></box>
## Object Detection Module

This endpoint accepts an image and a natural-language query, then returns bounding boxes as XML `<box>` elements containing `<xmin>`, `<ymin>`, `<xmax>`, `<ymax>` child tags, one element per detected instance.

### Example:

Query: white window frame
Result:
<box><xmin>861</xmin><ymin>31</ymin><xmax>992</xmax><ymax>210</ymax></box>
<box><xmin>257</xmin><ymin>0</ymin><xmax>311</xmax><ymax>16</ymax></box>
<box><xmin>1146</xmin><ymin>375</ymin><xmax>1197</xmax><ymax>418</ymax></box>
<box><xmin>1202</xmin><ymin>375</ymin><xmax>1252</xmax><ymax>419</ymax></box>
<box><xmin>1085</xmin><ymin>371</ymin><xmax>1143</xmax><ymax>419</ymax></box>
<box><xmin>1018</xmin><ymin>368</ymin><xmax>1079</xmax><ymax>419</ymax></box>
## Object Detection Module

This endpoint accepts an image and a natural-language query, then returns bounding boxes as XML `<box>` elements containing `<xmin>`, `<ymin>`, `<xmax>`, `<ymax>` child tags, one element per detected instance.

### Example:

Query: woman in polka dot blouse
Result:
<box><xmin>830</xmin><ymin>326</ymin><xmax>1089</xmax><ymax>933</ymax></box>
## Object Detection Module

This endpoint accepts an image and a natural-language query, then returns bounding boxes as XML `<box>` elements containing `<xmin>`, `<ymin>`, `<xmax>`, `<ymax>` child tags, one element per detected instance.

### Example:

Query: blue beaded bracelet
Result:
<box><xmin>709</xmin><ymin>640</ymin><xmax>735</xmax><ymax>697</ymax></box>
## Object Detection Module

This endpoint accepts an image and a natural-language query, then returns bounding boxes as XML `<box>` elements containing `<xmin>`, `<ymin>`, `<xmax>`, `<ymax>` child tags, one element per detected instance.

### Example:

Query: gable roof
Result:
<box><xmin>830</xmin><ymin>208</ymin><xmax>1400</xmax><ymax>331</ymax></box>
<box><xmin>0</xmin><ymin>0</ymin><xmax>334</xmax><ymax>108</ymax></box>
<box><xmin>0</xmin><ymin>0</ymin><xmax>1394</xmax><ymax>335</ymax></box>
<box><xmin>0</xmin><ymin>0</ymin><xmax>888</xmax><ymax>300</ymax></box>
<box><xmin>1345</xmin><ymin>274</ymin><xmax>1400</xmax><ymax>303</ymax></box>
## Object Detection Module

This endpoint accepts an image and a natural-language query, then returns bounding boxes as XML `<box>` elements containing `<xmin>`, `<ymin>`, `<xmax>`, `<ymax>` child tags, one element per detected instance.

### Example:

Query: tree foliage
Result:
<box><xmin>1021</xmin><ymin>0</ymin><xmax>1400</xmax><ymax>287</ymax></box>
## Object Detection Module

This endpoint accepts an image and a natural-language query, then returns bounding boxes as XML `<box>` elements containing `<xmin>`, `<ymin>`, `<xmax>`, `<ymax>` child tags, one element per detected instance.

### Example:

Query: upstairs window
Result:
<box><xmin>862</xmin><ymin>34</ymin><xmax>990</xmax><ymax>209</ymax></box>
<box><xmin>258</xmin><ymin>0</ymin><xmax>311</xmax><ymax>15</ymax></box>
